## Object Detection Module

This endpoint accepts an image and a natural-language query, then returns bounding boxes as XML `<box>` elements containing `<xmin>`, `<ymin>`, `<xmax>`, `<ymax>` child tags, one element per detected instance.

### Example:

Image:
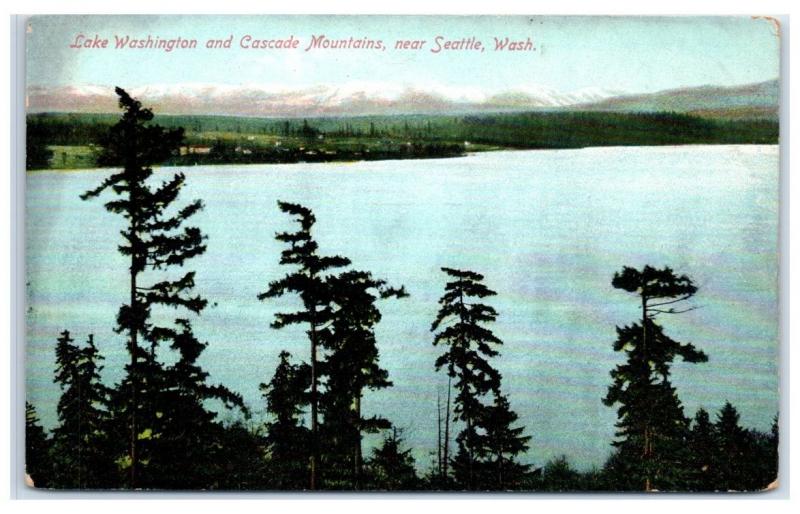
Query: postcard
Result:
<box><xmin>23</xmin><ymin>15</ymin><xmax>781</xmax><ymax>492</ymax></box>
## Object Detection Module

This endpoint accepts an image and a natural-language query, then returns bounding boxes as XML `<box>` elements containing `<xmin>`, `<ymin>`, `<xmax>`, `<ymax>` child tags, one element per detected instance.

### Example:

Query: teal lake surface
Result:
<box><xmin>26</xmin><ymin>145</ymin><xmax>779</xmax><ymax>470</ymax></box>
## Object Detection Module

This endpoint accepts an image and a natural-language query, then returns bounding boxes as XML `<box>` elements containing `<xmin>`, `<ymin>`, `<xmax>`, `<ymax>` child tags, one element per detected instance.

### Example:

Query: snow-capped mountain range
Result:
<box><xmin>26</xmin><ymin>82</ymin><xmax>624</xmax><ymax>117</ymax></box>
<box><xmin>26</xmin><ymin>79</ymin><xmax>778</xmax><ymax>118</ymax></box>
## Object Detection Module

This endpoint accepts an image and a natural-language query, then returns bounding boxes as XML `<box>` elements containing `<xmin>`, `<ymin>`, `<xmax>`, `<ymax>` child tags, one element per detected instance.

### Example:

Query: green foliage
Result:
<box><xmin>677</xmin><ymin>403</ymin><xmax>778</xmax><ymax>492</ymax></box>
<box><xmin>713</xmin><ymin>402</ymin><xmax>748</xmax><ymax>490</ymax></box>
<box><xmin>28</xmin><ymin>97</ymin><xmax>781</xmax><ymax>491</ymax></box>
<box><xmin>458</xmin><ymin>111</ymin><xmax>777</xmax><ymax>148</ymax></box>
<box><xmin>81</xmin><ymin>87</ymin><xmax>243</xmax><ymax>489</ymax></box>
<box><xmin>25</xmin><ymin>110</ymin><xmax>778</xmax><ymax>170</ymax></box>
<box><xmin>213</xmin><ymin>421</ymin><xmax>271</xmax><ymax>490</ymax></box>
<box><xmin>366</xmin><ymin>428</ymin><xmax>419</xmax><ymax>490</ymax></box>
<box><xmin>258</xmin><ymin>200</ymin><xmax>352</xmax><ymax>489</ymax></box>
<box><xmin>687</xmin><ymin>408</ymin><xmax>716</xmax><ymax>490</ymax></box>
<box><xmin>320</xmin><ymin>270</ymin><xmax>407</xmax><ymax>489</ymax></box>
<box><xmin>258</xmin><ymin>201</ymin><xmax>352</xmax><ymax>328</ymax></box>
<box><xmin>133</xmin><ymin>320</ymin><xmax>246</xmax><ymax>489</ymax></box>
<box><xmin>261</xmin><ymin>202</ymin><xmax>408</xmax><ymax>489</ymax></box>
<box><xmin>711</xmin><ymin>402</ymin><xmax>777</xmax><ymax>491</ymax></box>
<box><xmin>47</xmin><ymin>145</ymin><xmax>98</xmax><ymax>169</ymax></box>
<box><xmin>432</xmin><ymin>267</ymin><xmax>530</xmax><ymax>490</ymax></box>
<box><xmin>50</xmin><ymin>331</ymin><xmax>118</xmax><ymax>489</ymax></box>
<box><xmin>603</xmin><ymin>265</ymin><xmax>708</xmax><ymax>491</ymax></box>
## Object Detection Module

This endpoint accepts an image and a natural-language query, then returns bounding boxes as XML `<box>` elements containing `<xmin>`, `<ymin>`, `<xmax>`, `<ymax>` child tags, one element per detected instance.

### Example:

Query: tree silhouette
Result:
<box><xmin>481</xmin><ymin>392</ymin><xmax>531</xmax><ymax>489</ymax></box>
<box><xmin>603</xmin><ymin>265</ymin><xmax>708</xmax><ymax>491</ymax></box>
<box><xmin>705</xmin><ymin>403</ymin><xmax>779</xmax><ymax>491</ymax></box>
<box><xmin>432</xmin><ymin>268</ymin><xmax>501</xmax><ymax>489</ymax></box>
<box><xmin>258</xmin><ymin>201</ymin><xmax>351</xmax><ymax>489</ymax></box>
<box><xmin>768</xmin><ymin>415</ymin><xmax>779</xmax><ymax>486</ymax></box>
<box><xmin>366</xmin><ymin>428</ymin><xmax>419</xmax><ymax>490</ymax></box>
<box><xmin>261</xmin><ymin>350</ymin><xmax>311</xmax><ymax>489</ymax></box>
<box><xmin>538</xmin><ymin>455</ymin><xmax>581</xmax><ymax>492</ymax></box>
<box><xmin>140</xmin><ymin>319</ymin><xmax>245</xmax><ymax>489</ymax></box>
<box><xmin>50</xmin><ymin>331</ymin><xmax>117</xmax><ymax>489</ymax></box>
<box><xmin>81</xmin><ymin>87</ymin><xmax>238</xmax><ymax>488</ymax></box>
<box><xmin>713</xmin><ymin>401</ymin><xmax>751</xmax><ymax>490</ymax></box>
<box><xmin>320</xmin><ymin>270</ymin><xmax>407</xmax><ymax>488</ymax></box>
<box><xmin>25</xmin><ymin>402</ymin><xmax>52</xmax><ymax>488</ymax></box>
<box><xmin>688</xmin><ymin>408</ymin><xmax>716</xmax><ymax>490</ymax></box>
<box><xmin>431</xmin><ymin>267</ymin><xmax>528</xmax><ymax>490</ymax></box>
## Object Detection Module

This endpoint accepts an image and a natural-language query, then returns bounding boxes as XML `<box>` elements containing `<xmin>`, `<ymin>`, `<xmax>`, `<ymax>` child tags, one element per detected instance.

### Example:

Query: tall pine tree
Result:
<box><xmin>320</xmin><ymin>270</ymin><xmax>407</xmax><ymax>489</ymax></box>
<box><xmin>603</xmin><ymin>265</ymin><xmax>708</xmax><ymax>491</ymax></box>
<box><xmin>81</xmin><ymin>87</ymin><xmax>240</xmax><ymax>488</ymax></box>
<box><xmin>258</xmin><ymin>201</ymin><xmax>350</xmax><ymax>489</ymax></box>
<box><xmin>431</xmin><ymin>267</ymin><xmax>529</xmax><ymax>490</ymax></box>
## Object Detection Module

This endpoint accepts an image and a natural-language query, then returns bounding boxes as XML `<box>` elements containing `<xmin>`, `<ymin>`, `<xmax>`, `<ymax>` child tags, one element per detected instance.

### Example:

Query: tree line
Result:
<box><xmin>27</xmin><ymin>106</ymin><xmax>778</xmax><ymax>170</ymax></box>
<box><xmin>25</xmin><ymin>89</ymin><xmax>778</xmax><ymax>492</ymax></box>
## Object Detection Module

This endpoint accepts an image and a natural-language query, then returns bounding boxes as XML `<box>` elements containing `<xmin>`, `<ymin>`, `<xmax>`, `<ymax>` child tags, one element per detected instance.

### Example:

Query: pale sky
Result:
<box><xmin>27</xmin><ymin>15</ymin><xmax>779</xmax><ymax>97</ymax></box>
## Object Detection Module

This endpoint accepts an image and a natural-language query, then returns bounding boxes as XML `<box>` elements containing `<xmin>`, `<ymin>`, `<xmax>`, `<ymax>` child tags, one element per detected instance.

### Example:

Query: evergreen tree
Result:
<box><xmin>431</xmin><ymin>267</ymin><xmax>528</xmax><ymax>490</ymax></box>
<box><xmin>320</xmin><ymin>270</ymin><xmax>407</xmax><ymax>489</ymax></box>
<box><xmin>366</xmin><ymin>428</ymin><xmax>419</xmax><ymax>490</ymax></box>
<box><xmin>50</xmin><ymin>331</ymin><xmax>117</xmax><ymax>489</ymax></box>
<box><xmin>538</xmin><ymin>455</ymin><xmax>581</xmax><ymax>492</ymax></box>
<box><xmin>603</xmin><ymin>265</ymin><xmax>708</xmax><ymax>491</ymax></box>
<box><xmin>81</xmin><ymin>87</ymin><xmax>238</xmax><ymax>488</ymax></box>
<box><xmin>258</xmin><ymin>201</ymin><xmax>351</xmax><ymax>489</ymax></box>
<box><xmin>214</xmin><ymin>421</ymin><xmax>271</xmax><ymax>490</ymax></box>
<box><xmin>688</xmin><ymin>408</ymin><xmax>716</xmax><ymax>490</ymax></box>
<box><xmin>706</xmin><ymin>405</ymin><xmax>779</xmax><ymax>492</ymax></box>
<box><xmin>742</xmin><ymin>427</ymin><xmax>777</xmax><ymax>491</ymax></box>
<box><xmin>432</xmin><ymin>268</ymin><xmax>501</xmax><ymax>489</ymax></box>
<box><xmin>713</xmin><ymin>401</ymin><xmax>750</xmax><ymax>491</ymax></box>
<box><xmin>578</xmin><ymin>465</ymin><xmax>606</xmax><ymax>492</ymax></box>
<box><xmin>142</xmin><ymin>320</ymin><xmax>246</xmax><ymax>489</ymax></box>
<box><xmin>25</xmin><ymin>402</ymin><xmax>52</xmax><ymax>488</ymax></box>
<box><xmin>261</xmin><ymin>350</ymin><xmax>311</xmax><ymax>490</ymax></box>
<box><xmin>480</xmin><ymin>393</ymin><xmax>531</xmax><ymax>489</ymax></box>
<box><xmin>767</xmin><ymin>415</ymin><xmax>779</xmax><ymax>485</ymax></box>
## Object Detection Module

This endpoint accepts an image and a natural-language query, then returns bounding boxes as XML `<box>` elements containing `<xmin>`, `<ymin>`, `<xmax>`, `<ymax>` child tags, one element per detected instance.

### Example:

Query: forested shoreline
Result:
<box><xmin>26</xmin><ymin>108</ymin><xmax>778</xmax><ymax>171</ymax></box>
<box><xmin>25</xmin><ymin>89</ymin><xmax>779</xmax><ymax>492</ymax></box>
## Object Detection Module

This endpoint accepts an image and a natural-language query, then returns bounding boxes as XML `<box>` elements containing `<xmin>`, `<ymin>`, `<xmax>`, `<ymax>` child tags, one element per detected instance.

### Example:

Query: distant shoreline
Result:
<box><xmin>26</xmin><ymin>143</ymin><xmax>779</xmax><ymax>173</ymax></box>
<box><xmin>26</xmin><ymin>110</ymin><xmax>779</xmax><ymax>171</ymax></box>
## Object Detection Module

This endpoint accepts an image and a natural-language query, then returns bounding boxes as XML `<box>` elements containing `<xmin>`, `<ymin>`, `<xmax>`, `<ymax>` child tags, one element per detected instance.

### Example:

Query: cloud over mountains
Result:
<box><xmin>27</xmin><ymin>82</ymin><xmax>623</xmax><ymax>117</ymax></box>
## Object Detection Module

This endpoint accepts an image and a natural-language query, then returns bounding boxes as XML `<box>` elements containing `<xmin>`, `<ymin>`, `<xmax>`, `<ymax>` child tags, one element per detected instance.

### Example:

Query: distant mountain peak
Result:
<box><xmin>573</xmin><ymin>79</ymin><xmax>779</xmax><ymax>119</ymax></box>
<box><xmin>27</xmin><ymin>79</ymin><xmax>777</xmax><ymax>119</ymax></box>
<box><xmin>27</xmin><ymin>82</ymin><xmax>623</xmax><ymax>117</ymax></box>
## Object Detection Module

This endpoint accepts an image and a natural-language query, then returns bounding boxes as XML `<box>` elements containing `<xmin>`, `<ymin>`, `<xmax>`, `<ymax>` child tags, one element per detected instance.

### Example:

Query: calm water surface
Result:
<box><xmin>26</xmin><ymin>145</ymin><xmax>779</xmax><ymax>469</ymax></box>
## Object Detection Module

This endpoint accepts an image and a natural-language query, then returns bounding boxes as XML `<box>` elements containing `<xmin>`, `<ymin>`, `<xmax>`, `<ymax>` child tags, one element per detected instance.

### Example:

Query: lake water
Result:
<box><xmin>26</xmin><ymin>145</ymin><xmax>780</xmax><ymax>470</ymax></box>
